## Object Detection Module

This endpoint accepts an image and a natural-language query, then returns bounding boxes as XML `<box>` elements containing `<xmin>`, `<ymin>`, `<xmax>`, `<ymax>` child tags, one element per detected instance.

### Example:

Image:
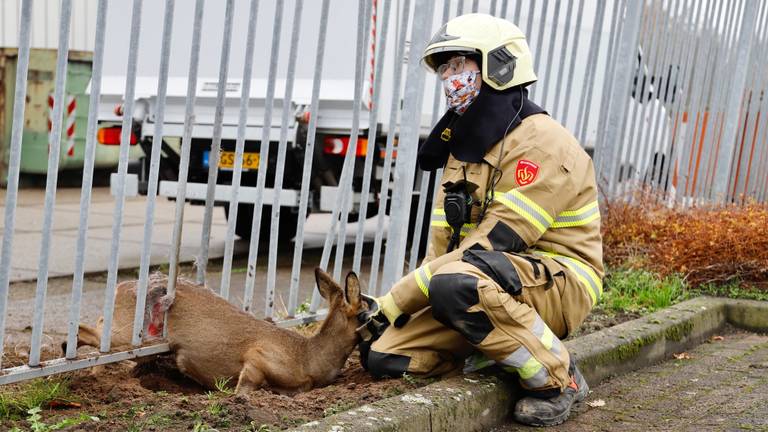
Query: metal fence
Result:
<box><xmin>595</xmin><ymin>0</ymin><xmax>768</xmax><ymax>205</ymax></box>
<box><xmin>0</xmin><ymin>0</ymin><xmax>766</xmax><ymax>385</ymax></box>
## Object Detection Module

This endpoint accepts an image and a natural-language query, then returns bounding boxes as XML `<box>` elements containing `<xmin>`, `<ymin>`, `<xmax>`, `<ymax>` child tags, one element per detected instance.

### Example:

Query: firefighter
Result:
<box><xmin>358</xmin><ymin>13</ymin><xmax>603</xmax><ymax>427</ymax></box>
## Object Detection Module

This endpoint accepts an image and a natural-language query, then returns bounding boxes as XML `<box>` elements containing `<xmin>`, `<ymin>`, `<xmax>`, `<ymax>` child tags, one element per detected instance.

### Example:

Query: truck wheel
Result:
<box><xmin>224</xmin><ymin>203</ymin><xmax>299</xmax><ymax>243</ymax></box>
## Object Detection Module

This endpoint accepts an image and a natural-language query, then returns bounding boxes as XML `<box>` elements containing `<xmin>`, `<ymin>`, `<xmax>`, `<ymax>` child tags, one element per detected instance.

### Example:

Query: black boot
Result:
<box><xmin>513</xmin><ymin>363</ymin><xmax>589</xmax><ymax>427</ymax></box>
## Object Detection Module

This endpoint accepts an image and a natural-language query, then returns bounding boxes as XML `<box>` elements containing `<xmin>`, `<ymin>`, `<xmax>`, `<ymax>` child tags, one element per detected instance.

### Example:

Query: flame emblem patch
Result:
<box><xmin>515</xmin><ymin>160</ymin><xmax>539</xmax><ymax>186</ymax></box>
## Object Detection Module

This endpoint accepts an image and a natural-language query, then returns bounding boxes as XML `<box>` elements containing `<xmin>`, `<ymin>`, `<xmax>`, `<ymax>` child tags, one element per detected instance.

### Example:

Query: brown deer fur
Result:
<box><xmin>71</xmin><ymin>268</ymin><xmax>365</xmax><ymax>394</ymax></box>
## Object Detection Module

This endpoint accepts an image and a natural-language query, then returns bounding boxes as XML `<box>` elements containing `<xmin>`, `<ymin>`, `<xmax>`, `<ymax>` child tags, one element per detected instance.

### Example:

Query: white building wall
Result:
<box><xmin>1</xmin><ymin>0</ymin><xmax>97</xmax><ymax>51</ymax></box>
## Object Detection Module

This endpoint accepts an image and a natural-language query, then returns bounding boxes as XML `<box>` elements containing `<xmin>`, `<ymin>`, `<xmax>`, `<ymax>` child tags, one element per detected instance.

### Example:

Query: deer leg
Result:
<box><xmin>235</xmin><ymin>362</ymin><xmax>266</xmax><ymax>395</ymax></box>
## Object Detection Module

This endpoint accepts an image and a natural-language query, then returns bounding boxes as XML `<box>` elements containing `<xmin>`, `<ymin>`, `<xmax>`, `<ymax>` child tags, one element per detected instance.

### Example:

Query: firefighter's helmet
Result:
<box><xmin>422</xmin><ymin>13</ymin><xmax>536</xmax><ymax>91</ymax></box>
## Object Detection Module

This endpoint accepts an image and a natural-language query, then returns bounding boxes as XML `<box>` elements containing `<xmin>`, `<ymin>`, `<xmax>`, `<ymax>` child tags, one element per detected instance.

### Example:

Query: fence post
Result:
<box><xmin>381</xmin><ymin>0</ymin><xmax>435</xmax><ymax>291</ymax></box>
<box><xmin>710</xmin><ymin>0</ymin><xmax>760</xmax><ymax>203</ymax></box>
<box><xmin>594</xmin><ymin>0</ymin><xmax>644</xmax><ymax>196</ymax></box>
<box><xmin>0</xmin><ymin>0</ymin><xmax>33</xmax><ymax>370</ymax></box>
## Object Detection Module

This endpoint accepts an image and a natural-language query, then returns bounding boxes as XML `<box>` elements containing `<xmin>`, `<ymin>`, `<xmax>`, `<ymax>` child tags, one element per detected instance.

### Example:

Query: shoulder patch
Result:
<box><xmin>515</xmin><ymin>159</ymin><xmax>539</xmax><ymax>186</ymax></box>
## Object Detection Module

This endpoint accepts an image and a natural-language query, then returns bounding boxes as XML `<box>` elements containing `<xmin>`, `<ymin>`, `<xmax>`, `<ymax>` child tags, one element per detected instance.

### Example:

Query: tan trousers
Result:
<box><xmin>367</xmin><ymin>252</ymin><xmax>593</xmax><ymax>392</ymax></box>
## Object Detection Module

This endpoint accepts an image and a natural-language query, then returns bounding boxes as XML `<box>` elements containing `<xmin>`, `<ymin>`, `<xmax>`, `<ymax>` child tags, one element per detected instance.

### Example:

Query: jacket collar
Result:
<box><xmin>417</xmin><ymin>86</ymin><xmax>546</xmax><ymax>171</ymax></box>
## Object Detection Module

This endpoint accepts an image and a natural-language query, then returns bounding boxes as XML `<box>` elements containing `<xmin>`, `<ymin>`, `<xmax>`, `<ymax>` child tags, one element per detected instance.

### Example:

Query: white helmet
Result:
<box><xmin>422</xmin><ymin>13</ymin><xmax>537</xmax><ymax>91</ymax></box>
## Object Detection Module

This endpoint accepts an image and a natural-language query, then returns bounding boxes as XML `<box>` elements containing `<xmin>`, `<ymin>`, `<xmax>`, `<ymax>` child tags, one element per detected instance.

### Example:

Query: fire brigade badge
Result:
<box><xmin>515</xmin><ymin>160</ymin><xmax>539</xmax><ymax>186</ymax></box>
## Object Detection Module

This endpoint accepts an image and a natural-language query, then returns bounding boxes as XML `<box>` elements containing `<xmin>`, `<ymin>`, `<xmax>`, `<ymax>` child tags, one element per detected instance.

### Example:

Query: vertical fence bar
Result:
<box><xmin>710</xmin><ymin>0</ymin><xmax>758</xmax><ymax>202</ymax></box>
<box><xmin>513</xmin><ymin>0</ymin><xmax>522</xmax><ymax>24</ymax></box>
<box><xmin>244</xmin><ymin>0</ymin><xmax>284</xmax><ymax>316</ymax></box>
<box><xmin>246</xmin><ymin>0</ymin><xmax>287</xmax><ymax>317</ymax></box>
<box><xmin>689</xmin><ymin>0</ymin><xmax>731</xmax><ymax>201</ymax></box>
<box><xmin>550</xmin><ymin>0</ymin><xmax>575</xmax><ymax>120</ymax></box>
<box><xmin>353</xmin><ymin>0</ymin><xmax>393</xmax><ymax>276</ymax></box>
<box><xmin>198</xmin><ymin>0</ymin><xmax>235</xmax><ymax>288</ymax></box>
<box><xmin>166</xmin><ymin>0</ymin><xmax>205</xmax><ymax>318</ymax></box>
<box><xmin>266</xmin><ymin>0</ymin><xmax>303</xmax><ymax>318</ymax></box>
<box><xmin>456</xmin><ymin>0</ymin><xmax>464</xmax><ymax>15</ymax></box>
<box><xmin>288</xmin><ymin>0</ymin><xmax>331</xmax><ymax>315</ymax></box>
<box><xmin>471</xmin><ymin>0</ymin><xmax>478</xmax><ymax>13</ymax></box>
<box><xmin>408</xmin><ymin>93</ymin><xmax>441</xmax><ymax>273</ymax></box>
<box><xmin>524</xmin><ymin>0</ymin><xmax>536</xmax><ymax>39</ymax></box>
<box><xmin>500</xmin><ymin>0</ymin><xmax>508</xmax><ymax>17</ymax></box>
<box><xmin>636</xmin><ymin>0</ymin><xmax>675</xmax><ymax>191</ymax></box>
<box><xmin>594</xmin><ymin>0</ymin><xmax>644</xmax><ymax>193</ymax></box>
<box><xmin>0</xmin><ymin>0</ymin><xmax>33</xmax><ymax>369</ymax></box>
<box><xmin>28</xmin><ymin>0</ymin><xmax>73</xmax><ymax>366</ymax></box>
<box><xmin>331</xmin><ymin>0</ymin><xmax>371</xmax><ymax>282</ymax></box>
<box><xmin>575</xmin><ymin>0</ymin><xmax>606</xmax><ymax>146</ymax></box>
<box><xmin>98</xmin><ymin>0</ymin><xmax>142</xmax><ymax>354</ymax></box>
<box><xmin>749</xmin><ymin>28</ymin><xmax>768</xmax><ymax>200</ymax></box>
<box><xmin>593</xmin><ymin>0</ymin><xmax>622</xmax><ymax>194</ymax></box>
<box><xmin>529</xmin><ymin>0</ymin><xmax>547</xmax><ymax>101</ymax></box>
<box><xmin>559</xmin><ymin>0</ymin><xmax>584</xmax><ymax>125</ymax></box>
<box><xmin>223</xmin><ymin>0</ymin><xmax>260</xmax><ymax>312</ymax></box>
<box><xmin>131</xmin><ymin>0</ymin><xmax>175</xmax><ymax>347</ymax></box>
<box><xmin>624</xmin><ymin>3</ymin><xmax>662</xmax><ymax>199</ymax></box>
<box><xmin>310</xmin><ymin>0</ymin><xmax>369</xmax><ymax>310</ymax></box>
<box><xmin>644</xmin><ymin>0</ymin><xmax>682</xmax><ymax>189</ymax></box>
<box><xmin>408</xmin><ymin>0</ymin><xmax>452</xmax><ymax>274</ymax></box>
<box><xmin>658</xmin><ymin>0</ymin><xmax>706</xmax><ymax>204</ymax></box>
<box><xmin>733</xmin><ymin>2</ymin><xmax>768</xmax><ymax>202</ymax></box>
<box><xmin>540</xmin><ymin>0</ymin><xmax>561</xmax><ymax>107</ymax></box>
<box><xmin>65</xmin><ymin>0</ymin><xmax>108</xmax><ymax>358</ymax></box>
<box><xmin>703</xmin><ymin>0</ymin><xmax>745</xmax><ymax>201</ymax></box>
<box><xmin>381</xmin><ymin>0</ymin><xmax>436</xmax><ymax>291</ymax></box>
<box><xmin>648</xmin><ymin>0</ymin><xmax>685</xmax><ymax>190</ymax></box>
<box><xmin>368</xmin><ymin>0</ymin><xmax>412</xmax><ymax>296</ymax></box>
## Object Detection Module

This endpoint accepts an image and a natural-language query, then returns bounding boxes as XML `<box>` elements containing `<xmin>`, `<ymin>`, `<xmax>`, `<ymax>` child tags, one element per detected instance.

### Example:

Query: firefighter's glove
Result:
<box><xmin>356</xmin><ymin>293</ymin><xmax>410</xmax><ymax>341</ymax></box>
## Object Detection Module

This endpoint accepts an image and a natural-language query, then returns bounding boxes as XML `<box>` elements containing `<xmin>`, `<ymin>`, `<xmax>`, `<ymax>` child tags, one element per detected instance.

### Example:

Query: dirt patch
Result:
<box><xmin>1</xmin><ymin>311</ymin><xmax>642</xmax><ymax>431</ymax></box>
<box><xmin>567</xmin><ymin>307</ymin><xmax>642</xmax><ymax>338</ymax></box>
<box><xmin>1</xmin><ymin>350</ymin><xmax>424</xmax><ymax>431</ymax></box>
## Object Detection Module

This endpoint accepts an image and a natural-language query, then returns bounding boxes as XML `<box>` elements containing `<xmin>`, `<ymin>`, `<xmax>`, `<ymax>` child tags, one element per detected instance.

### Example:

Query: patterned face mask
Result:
<box><xmin>443</xmin><ymin>70</ymin><xmax>480</xmax><ymax>115</ymax></box>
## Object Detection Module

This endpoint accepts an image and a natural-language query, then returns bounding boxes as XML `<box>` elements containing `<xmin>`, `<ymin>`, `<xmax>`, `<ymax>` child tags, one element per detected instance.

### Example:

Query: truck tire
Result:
<box><xmin>224</xmin><ymin>203</ymin><xmax>299</xmax><ymax>243</ymax></box>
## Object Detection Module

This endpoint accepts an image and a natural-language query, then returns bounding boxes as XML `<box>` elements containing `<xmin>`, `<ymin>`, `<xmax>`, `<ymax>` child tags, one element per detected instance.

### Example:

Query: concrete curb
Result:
<box><xmin>289</xmin><ymin>297</ymin><xmax>768</xmax><ymax>432</ymax></box>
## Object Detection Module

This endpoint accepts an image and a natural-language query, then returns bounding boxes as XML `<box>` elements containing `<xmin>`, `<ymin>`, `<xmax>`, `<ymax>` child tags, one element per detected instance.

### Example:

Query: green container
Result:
<box><xmin>0</xmin><ymin>48</ymin><xmax>120</xmax><ymax>184</ymax></box>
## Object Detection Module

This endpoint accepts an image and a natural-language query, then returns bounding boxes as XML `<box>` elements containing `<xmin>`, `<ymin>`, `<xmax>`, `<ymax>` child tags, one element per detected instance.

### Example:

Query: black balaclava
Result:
<box><xmin>417</xmin><ymin>85</ymin><xmax>547</xmax><ymax>171</ymax></box>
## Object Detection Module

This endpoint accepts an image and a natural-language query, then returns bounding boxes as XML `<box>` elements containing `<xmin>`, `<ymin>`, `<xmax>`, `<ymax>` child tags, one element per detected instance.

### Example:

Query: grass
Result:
<box><xmin>0</xmin><ymin>377</ymin><xmax>73</xmax><ymax>420</ymax></box>
<box><xmin>602</xmin><ymin>268</ymin><xmax>688</xmax><ymax>314</ymax></box>
<box><xmin>7</xmin><ymin>407</ymin><xmax>98</xmax><ymax>432</ymax></box>
<box><xmin>696</xmin><ymin>279</ymin><xmax>768</xmax><ymax>302</ymax></box>
<box><xmin>601</xmin><ymin>267</ymin><xmax>767</xmax><ymax>316</ymax></box>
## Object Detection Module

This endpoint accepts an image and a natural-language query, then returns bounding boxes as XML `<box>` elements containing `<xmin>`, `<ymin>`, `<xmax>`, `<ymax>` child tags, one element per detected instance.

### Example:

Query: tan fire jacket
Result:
<box><xmin>390</xmin><ymin>113</ymin><xmax>604</xmax><ymax>314</ymax></box>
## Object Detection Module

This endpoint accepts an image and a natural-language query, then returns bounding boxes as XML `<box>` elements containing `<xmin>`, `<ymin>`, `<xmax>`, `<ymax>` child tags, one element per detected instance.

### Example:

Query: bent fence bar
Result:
<box><xmin>1</xmin><ymin>0</ymin><xmax>766</xmax><ymax>384</ymax></box>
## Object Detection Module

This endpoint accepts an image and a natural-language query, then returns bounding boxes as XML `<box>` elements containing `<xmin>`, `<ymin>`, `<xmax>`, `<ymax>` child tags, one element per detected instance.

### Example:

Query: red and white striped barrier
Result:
<box><xmin>367</xmin><ymin>0</ymin><xmax>377</xmax><ymax>110</ymax></box>
<box><xmin>47</xmin><ymin>93</ymin><xmax>77</xmax><ymax>157</ymax></box>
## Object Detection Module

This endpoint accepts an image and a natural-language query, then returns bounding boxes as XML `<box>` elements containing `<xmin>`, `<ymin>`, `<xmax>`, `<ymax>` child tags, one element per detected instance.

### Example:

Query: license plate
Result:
<box><xmin>217</xmin><ymin>151</ymin><xmax>259</xmax><ymax>170</ymax></box>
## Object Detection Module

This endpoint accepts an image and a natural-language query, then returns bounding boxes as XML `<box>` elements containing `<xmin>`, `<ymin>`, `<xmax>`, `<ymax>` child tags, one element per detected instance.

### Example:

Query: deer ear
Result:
<box><xmin>314</xmin><ymin>267</ymin><xmax>340</xmax><ymax>300</ymax></box>
<box><xmin>344</xmin><ymin>272</ymin><xmax>361</xmax><ymax>307</ymax></box>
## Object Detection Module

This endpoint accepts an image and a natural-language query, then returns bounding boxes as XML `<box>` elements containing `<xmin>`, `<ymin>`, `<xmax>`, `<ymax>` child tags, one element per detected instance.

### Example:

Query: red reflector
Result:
<box><xmin>323</xmin><ymin>136</ymin><xmax>368</xmax><ymax>156</ymax></box>
<box><xmin>97</xmin><ymin>127</ymin><xmax>138</xmax><ymax>145</ymax></box>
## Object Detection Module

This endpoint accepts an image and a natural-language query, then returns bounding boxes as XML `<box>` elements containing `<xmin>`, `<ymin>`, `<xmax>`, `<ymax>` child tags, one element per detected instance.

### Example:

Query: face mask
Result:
<box><xmin>443</xmin><ymin>70</ymin><xmax>480</xmax><ymax>115</ymax></box>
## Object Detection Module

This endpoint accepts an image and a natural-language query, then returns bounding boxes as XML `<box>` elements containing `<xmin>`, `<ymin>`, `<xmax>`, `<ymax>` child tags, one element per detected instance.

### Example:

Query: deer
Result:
<box><xmin>67</xmin><ymin>268</ymin><xmax>367</xmax><ymax>394</ymax></box>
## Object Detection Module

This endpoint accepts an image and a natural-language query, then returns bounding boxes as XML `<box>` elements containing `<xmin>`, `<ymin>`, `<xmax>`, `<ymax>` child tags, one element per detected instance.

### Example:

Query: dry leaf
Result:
<box><xmin>586</xmin><ymin>399</ymin><xmax>606</xmax><ymax>408</ymax></box>
<box><xmin>711</xmin><ymin>335</ymin><xmax>724</xmax><ymax>341</ymax></box>
<box><xmin>673</xmin><ymin>352</ymin><xmax>691</xmax><ymax>360</ymax></box>
<box><xmin>47</xmin><ymin>400</ymin><xmax>81</xmax><ymax>409</ymax></box>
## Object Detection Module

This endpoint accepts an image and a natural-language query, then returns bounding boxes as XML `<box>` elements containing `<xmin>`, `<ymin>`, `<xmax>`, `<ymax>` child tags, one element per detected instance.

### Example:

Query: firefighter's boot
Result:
<box><xmin>512</xmin><ymin>363</ymin><xmax>589</xmax><ymax>427</ymax></box>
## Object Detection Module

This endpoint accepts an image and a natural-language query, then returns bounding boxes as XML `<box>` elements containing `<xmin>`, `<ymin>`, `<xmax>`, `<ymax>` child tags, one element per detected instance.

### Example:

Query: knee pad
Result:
<box><xmin>366</xmin><ymin>350</ymin><xmax>411</xmax><ymax>378</ymax></box>
<box><xmin>429</xmin><ymin>273</ymin><xmax>494</xmax><ymax>345</ymax></box>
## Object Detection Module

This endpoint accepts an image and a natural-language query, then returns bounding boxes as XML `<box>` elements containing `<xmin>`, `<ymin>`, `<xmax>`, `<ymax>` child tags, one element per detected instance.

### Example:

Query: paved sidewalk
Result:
<box><xmin>493</xmin><ymin>330</ymin><xmax>768</xmax><ymax>431</ymax></box>
<box><xmin>0</xmin><ymin>187</ymin><xmax>235</xmax><ymax>282</ymax></box>
<box><xmin>0</xmin><ymin>187</ymin><xmax>383</xmax><ymax>282</ymax></box>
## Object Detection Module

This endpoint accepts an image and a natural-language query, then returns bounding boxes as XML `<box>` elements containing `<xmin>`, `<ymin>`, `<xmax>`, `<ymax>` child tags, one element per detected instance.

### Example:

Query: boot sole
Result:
<box><xmin>513</xmin><ymin>380</ymin><xmax>590</xmax><ymax>427</ymax></box>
